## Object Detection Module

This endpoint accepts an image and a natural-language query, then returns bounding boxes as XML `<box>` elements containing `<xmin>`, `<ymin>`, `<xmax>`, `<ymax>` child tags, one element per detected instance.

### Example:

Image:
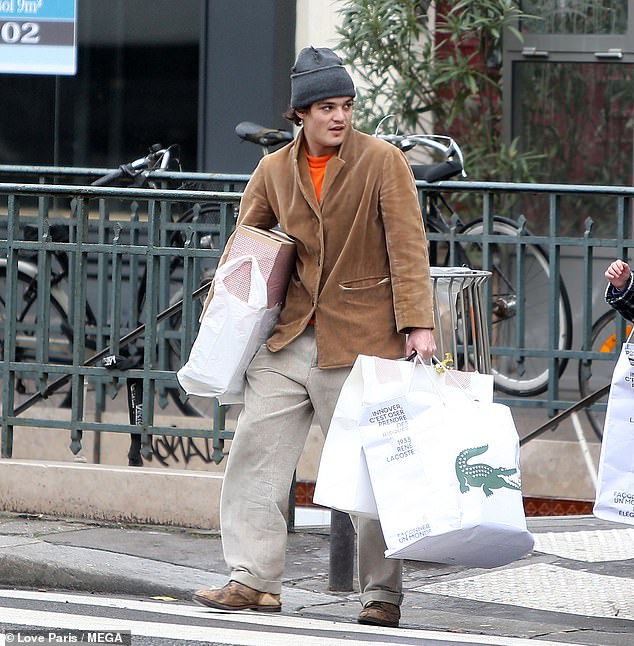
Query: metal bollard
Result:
<box><xmin>328</xmin><ymin>510</ymin><xmax>355</xmax><ymax>591</ymax></box>
<box><xmin>287</xmin><ymin>473</ymin><xmax>296</xmax><ymax>532</ymax></box>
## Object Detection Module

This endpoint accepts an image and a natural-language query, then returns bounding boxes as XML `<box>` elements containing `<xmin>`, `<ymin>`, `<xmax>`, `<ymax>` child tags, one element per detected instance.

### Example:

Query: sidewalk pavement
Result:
<box><xmin>0</xmin><ymin>510</ymin><xmax>631</xmax><ymax>645</ymax></box>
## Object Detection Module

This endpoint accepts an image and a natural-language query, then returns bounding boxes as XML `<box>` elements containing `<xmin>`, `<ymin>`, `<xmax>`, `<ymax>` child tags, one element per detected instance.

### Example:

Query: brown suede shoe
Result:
<box><xmin>357</xmin><ymin>601</ymin><xmax>400</xmax><ymax>627</ymax></box>
<box><xmin>192</xmin><ymin>581</ymin><xmax>281</xmax><ymax>612</ymax></box>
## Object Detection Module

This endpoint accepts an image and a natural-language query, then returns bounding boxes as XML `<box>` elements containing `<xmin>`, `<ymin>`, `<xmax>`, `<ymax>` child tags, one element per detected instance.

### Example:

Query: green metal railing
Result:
<box><xmin>420</xmin><ymin>178</ymin><xmax>632</xmax><ymax>416</ymax></box>
<box><xmin>1</xmin><ymin>168</ymin><xmax>633</xmax><ymax>463</ymax></box>
<box><xmin>0</xmin><ymin>180</ymin><xmax>242</xmax><ymax>462</ymax></box>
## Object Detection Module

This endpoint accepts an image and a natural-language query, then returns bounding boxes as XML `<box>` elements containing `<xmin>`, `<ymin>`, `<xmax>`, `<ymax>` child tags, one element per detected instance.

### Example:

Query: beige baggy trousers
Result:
<box><xmin>220</xmin><ymin>325</ymin><xmax>403</xmax><ymax>606</ymax></box>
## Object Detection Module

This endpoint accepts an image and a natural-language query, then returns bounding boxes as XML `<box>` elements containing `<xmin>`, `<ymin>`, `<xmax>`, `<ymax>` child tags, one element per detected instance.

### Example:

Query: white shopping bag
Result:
<box><xmin>594</xmin><ymin>337</ymin><xmax>634</xmax><ymax>525</ymax></box>
<box><xmin>176</xmin><ymin>255</ymin><xmax>280</xmax><ymax>401</ymax></box>
<box><xmin>312</xmin><ymin>357</ymin><xmax>406</xmax><ymax>518</ymax></box>
<box><xmin>313</xmin><ymin>355</ymin><xmax>494</xmax><ymax>518</ymax></box>
<box><xmin>360</xmin><ymin>374</ymin><xmax>533</xmax><ymax>567</ymax></box>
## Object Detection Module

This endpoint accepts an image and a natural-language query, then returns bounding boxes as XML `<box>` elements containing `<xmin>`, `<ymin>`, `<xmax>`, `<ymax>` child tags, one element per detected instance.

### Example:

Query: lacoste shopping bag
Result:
<box><xmin>313</xmin><ymin>355</ymin><xmax>494</xmax><ymax>519</ymax></box>
<box><xmin>594</xmin><ymin>337</ymin><xmax>634</xmax><ymax>525</ymax></box>
<box><xmin>361</xmin><ymin>386</ymin><xmax>534</xmax><ymax>567</ymax></box>
<box><xmin>176</xmin><ymin>255</ymin><xmax>280</xmax><ymax>402</ymax></box>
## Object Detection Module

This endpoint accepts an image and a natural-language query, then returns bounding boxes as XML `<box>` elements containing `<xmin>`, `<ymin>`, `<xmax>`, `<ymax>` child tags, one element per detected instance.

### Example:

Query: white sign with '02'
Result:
<box><xmin>0</xmin><ymin>0</ymin><xmax>77</xmax><ymax>75</ymax></box>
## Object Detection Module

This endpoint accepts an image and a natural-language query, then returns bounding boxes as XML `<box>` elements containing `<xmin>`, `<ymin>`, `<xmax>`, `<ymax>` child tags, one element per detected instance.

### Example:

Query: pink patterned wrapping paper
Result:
<box><xmin>221</xmin><ymin>260</ymin><xmax>253</xmax><ymax>303</ymax></box>
<box><xmin>226</xmin><ymin>226</ymin><xmax>296</xmax><ymax>307</ymax></box>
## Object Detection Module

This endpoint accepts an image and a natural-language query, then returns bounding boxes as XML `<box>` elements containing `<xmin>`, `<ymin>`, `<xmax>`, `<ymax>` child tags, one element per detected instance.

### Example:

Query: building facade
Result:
<box><xmin>0</xmin><ymin>1</ymin><xmax>631</xmax><ymax>187</ymax></box>
<box><xmin>0</xmin><ymin>0</ymin><xmax>340</xmax><ymax>174</ymax></box>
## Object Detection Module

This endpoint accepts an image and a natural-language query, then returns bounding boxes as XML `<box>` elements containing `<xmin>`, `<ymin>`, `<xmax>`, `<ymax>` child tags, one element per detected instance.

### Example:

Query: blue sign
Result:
<box><xmin>0</xmin><ymin>0</ymin><xmax>77</xmax><ymax>75</ymax></box>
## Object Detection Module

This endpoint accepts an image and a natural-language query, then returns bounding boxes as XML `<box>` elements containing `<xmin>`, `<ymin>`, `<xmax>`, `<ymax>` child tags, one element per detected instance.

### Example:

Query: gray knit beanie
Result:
<box><xmin>290</xmin><ymin>46</ymin><xmax>356</xmax><ymax>109</ymax></box>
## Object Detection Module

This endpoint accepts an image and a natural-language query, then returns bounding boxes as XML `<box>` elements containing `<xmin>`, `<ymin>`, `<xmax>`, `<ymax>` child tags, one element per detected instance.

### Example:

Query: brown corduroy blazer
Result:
<box><xmin>204</xmin><ymin>126</ymin><xmax>435</xmax><ymax>368</ymax></box>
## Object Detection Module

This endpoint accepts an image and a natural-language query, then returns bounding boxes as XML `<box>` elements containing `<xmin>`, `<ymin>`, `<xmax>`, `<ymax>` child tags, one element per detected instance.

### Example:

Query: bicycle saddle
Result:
<box><xmin>235</xmin><ymin>121</ymin><xmax>294</xmax><ymax>147</ymax></box>
<box><xmin>411</xmin><ymin>159</ymin><xmax>464</xmax><ymax>183</ymax></box>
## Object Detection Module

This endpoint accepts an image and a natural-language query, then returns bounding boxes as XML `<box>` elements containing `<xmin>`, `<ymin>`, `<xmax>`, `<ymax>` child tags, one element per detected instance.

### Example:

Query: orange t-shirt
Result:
<box><xmin>306</xmin><ymin>152</ymin><xmax>334</xmax><ymax>326</ymax></box>
<box><xmin>307</xmin><ymin>152</ymin><xmax>335</xmax><ymax>202</ymax></box>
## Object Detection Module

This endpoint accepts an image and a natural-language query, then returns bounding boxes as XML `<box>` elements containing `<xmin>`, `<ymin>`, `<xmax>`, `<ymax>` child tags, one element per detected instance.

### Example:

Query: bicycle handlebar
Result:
<box><xmin>374</xmin><ymin>132</ymin><xmax>467</xmax><ymax>179</ymax></box>
<box><xmin>91</xmin><ymin>144</ymin><xmax>178</xmax><ymax>187</ymax></box>
<box><xmin>91</xmin><ymin>168</ymin><xmax>128</xmax><ymax>187</ymax></box>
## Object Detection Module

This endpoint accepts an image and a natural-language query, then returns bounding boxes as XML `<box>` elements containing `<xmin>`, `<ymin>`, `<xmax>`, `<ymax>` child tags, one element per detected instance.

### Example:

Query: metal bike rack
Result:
<box><xmin>430</xmin><ymin>267</ymin><xmax>492</xmax><ymax>374</ymax></box>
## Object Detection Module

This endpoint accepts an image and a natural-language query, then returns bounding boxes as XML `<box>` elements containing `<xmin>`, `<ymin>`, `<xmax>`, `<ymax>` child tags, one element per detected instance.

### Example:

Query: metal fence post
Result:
<box><xmin>328</xmin><ymin>509</ymin><xmax>355</xmax><ymax>591</ymax></box>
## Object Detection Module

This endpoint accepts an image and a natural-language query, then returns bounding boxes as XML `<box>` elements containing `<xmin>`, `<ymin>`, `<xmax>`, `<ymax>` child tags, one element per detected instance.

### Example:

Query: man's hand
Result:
<box><xmin>605</xmin><ymin>259</ymin><xmax>631</xmax><ymax>291</ymax></box>
<box><xmin>405</xmin><ymin>328</ymin><xmax>436</xmax><ymax>361</ymax></box>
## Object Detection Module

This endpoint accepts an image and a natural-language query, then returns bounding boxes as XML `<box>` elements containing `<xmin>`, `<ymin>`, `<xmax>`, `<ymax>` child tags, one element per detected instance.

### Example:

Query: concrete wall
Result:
<box><xmin>0</xmin><ymin>459</ymin><xmax>222</xmax><ymax>529</ymax></box>
<box><xmin>296</xmin><ymin>0</ymin><xmax>340</xmax><ymax>50</ymax></box>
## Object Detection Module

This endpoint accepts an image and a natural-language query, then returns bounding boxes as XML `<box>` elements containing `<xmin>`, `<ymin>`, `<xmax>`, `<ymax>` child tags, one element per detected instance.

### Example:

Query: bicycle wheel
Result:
<box><xmin>458</xmin><ymin>217</ymin><xmax>573</xmax><ymax>396</ymax></box>
<box><xmin>0</xmin><ymin>264</ymin><xmax>74</xmax><ymax>409</ymax></box>
<box><xmin>578</xmin><ymin>309</ymin><xmax>628</xmax><ymax>440</ymax></box>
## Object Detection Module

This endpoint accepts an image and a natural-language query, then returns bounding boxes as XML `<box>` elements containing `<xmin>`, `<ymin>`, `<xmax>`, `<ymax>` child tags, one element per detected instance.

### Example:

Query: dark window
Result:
<box><xmin>514</xmin><ymin>61</ymin><xmax>634</xmax><ymax>187</ymax></box>
<box><xmin>502</xmin><ymin>2</ymin><xmax>634</xmax><ymax>231</ymax></box>
<box><xmin>0</xmin><ymin>0</ymin><xmax>200</xmax><ymax>169</ymax></box>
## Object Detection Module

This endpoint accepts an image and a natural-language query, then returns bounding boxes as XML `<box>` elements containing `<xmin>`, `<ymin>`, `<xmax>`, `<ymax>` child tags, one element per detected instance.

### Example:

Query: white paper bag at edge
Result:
<box><xmin>594</xmin><ymin>339</ymin><xmax>634</xmax><ymax>525</ymax></box>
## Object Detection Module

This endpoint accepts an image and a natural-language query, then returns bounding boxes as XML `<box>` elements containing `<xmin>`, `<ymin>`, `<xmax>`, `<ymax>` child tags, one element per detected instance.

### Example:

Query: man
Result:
<box><xmin>193</xmin><ymin>46</ymin><xmax>436</xmax><ymax>628</ymax></box>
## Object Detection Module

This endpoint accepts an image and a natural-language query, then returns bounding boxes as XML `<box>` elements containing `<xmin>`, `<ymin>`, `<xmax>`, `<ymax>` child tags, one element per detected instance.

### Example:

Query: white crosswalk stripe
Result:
<box><xmin>0</xmin><ymin>590</ymin><xmax>581</xmax><ymax>646</ymax></box>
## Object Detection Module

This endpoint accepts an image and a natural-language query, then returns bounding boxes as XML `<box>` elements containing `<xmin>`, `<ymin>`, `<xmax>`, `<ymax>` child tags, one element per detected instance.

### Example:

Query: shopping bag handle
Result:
<box><xmin>406</xmin><ymin>351</ymin><xmax>452</xmax><ymax>373</ymax></box>
<box><xmin>408</xmin><ymin>352</ymin><xmax>479</xmax><ymax>404</ymax></box>
<box><xmin>405</xmin><ymin>351</ymin><xmax>445</xmax><ymax>366</ymax></box>
<box><xmin>214</xmin><ymin>254</ymin><xmax>267</xmax><ymax>307</ymax></box>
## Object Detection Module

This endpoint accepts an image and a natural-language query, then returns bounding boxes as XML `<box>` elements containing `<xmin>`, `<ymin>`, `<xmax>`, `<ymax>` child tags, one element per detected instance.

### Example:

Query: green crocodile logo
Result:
<box><xmin>455</xmin><ymin>445</ymin><xmax>521</xmax><ymax>497</ymax></box>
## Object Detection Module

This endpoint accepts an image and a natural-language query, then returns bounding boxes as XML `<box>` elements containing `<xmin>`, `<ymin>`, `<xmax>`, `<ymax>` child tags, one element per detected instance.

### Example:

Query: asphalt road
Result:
<box><xmin>0</xmin><ymin>588</ymin><xmax>586</xmax><ymax>646</ymax></box>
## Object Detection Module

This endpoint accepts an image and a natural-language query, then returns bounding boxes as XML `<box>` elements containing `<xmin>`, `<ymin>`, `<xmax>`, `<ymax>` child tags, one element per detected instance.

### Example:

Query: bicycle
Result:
<box><xmin>0</xmin><ymin>144</ymin><xmax>223</xmax><ymax>419</ymax></box>
<box><xmin>374</xmin><ymin>127</ymin><xmax>573</xmax><ymax>397</ymax></box>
